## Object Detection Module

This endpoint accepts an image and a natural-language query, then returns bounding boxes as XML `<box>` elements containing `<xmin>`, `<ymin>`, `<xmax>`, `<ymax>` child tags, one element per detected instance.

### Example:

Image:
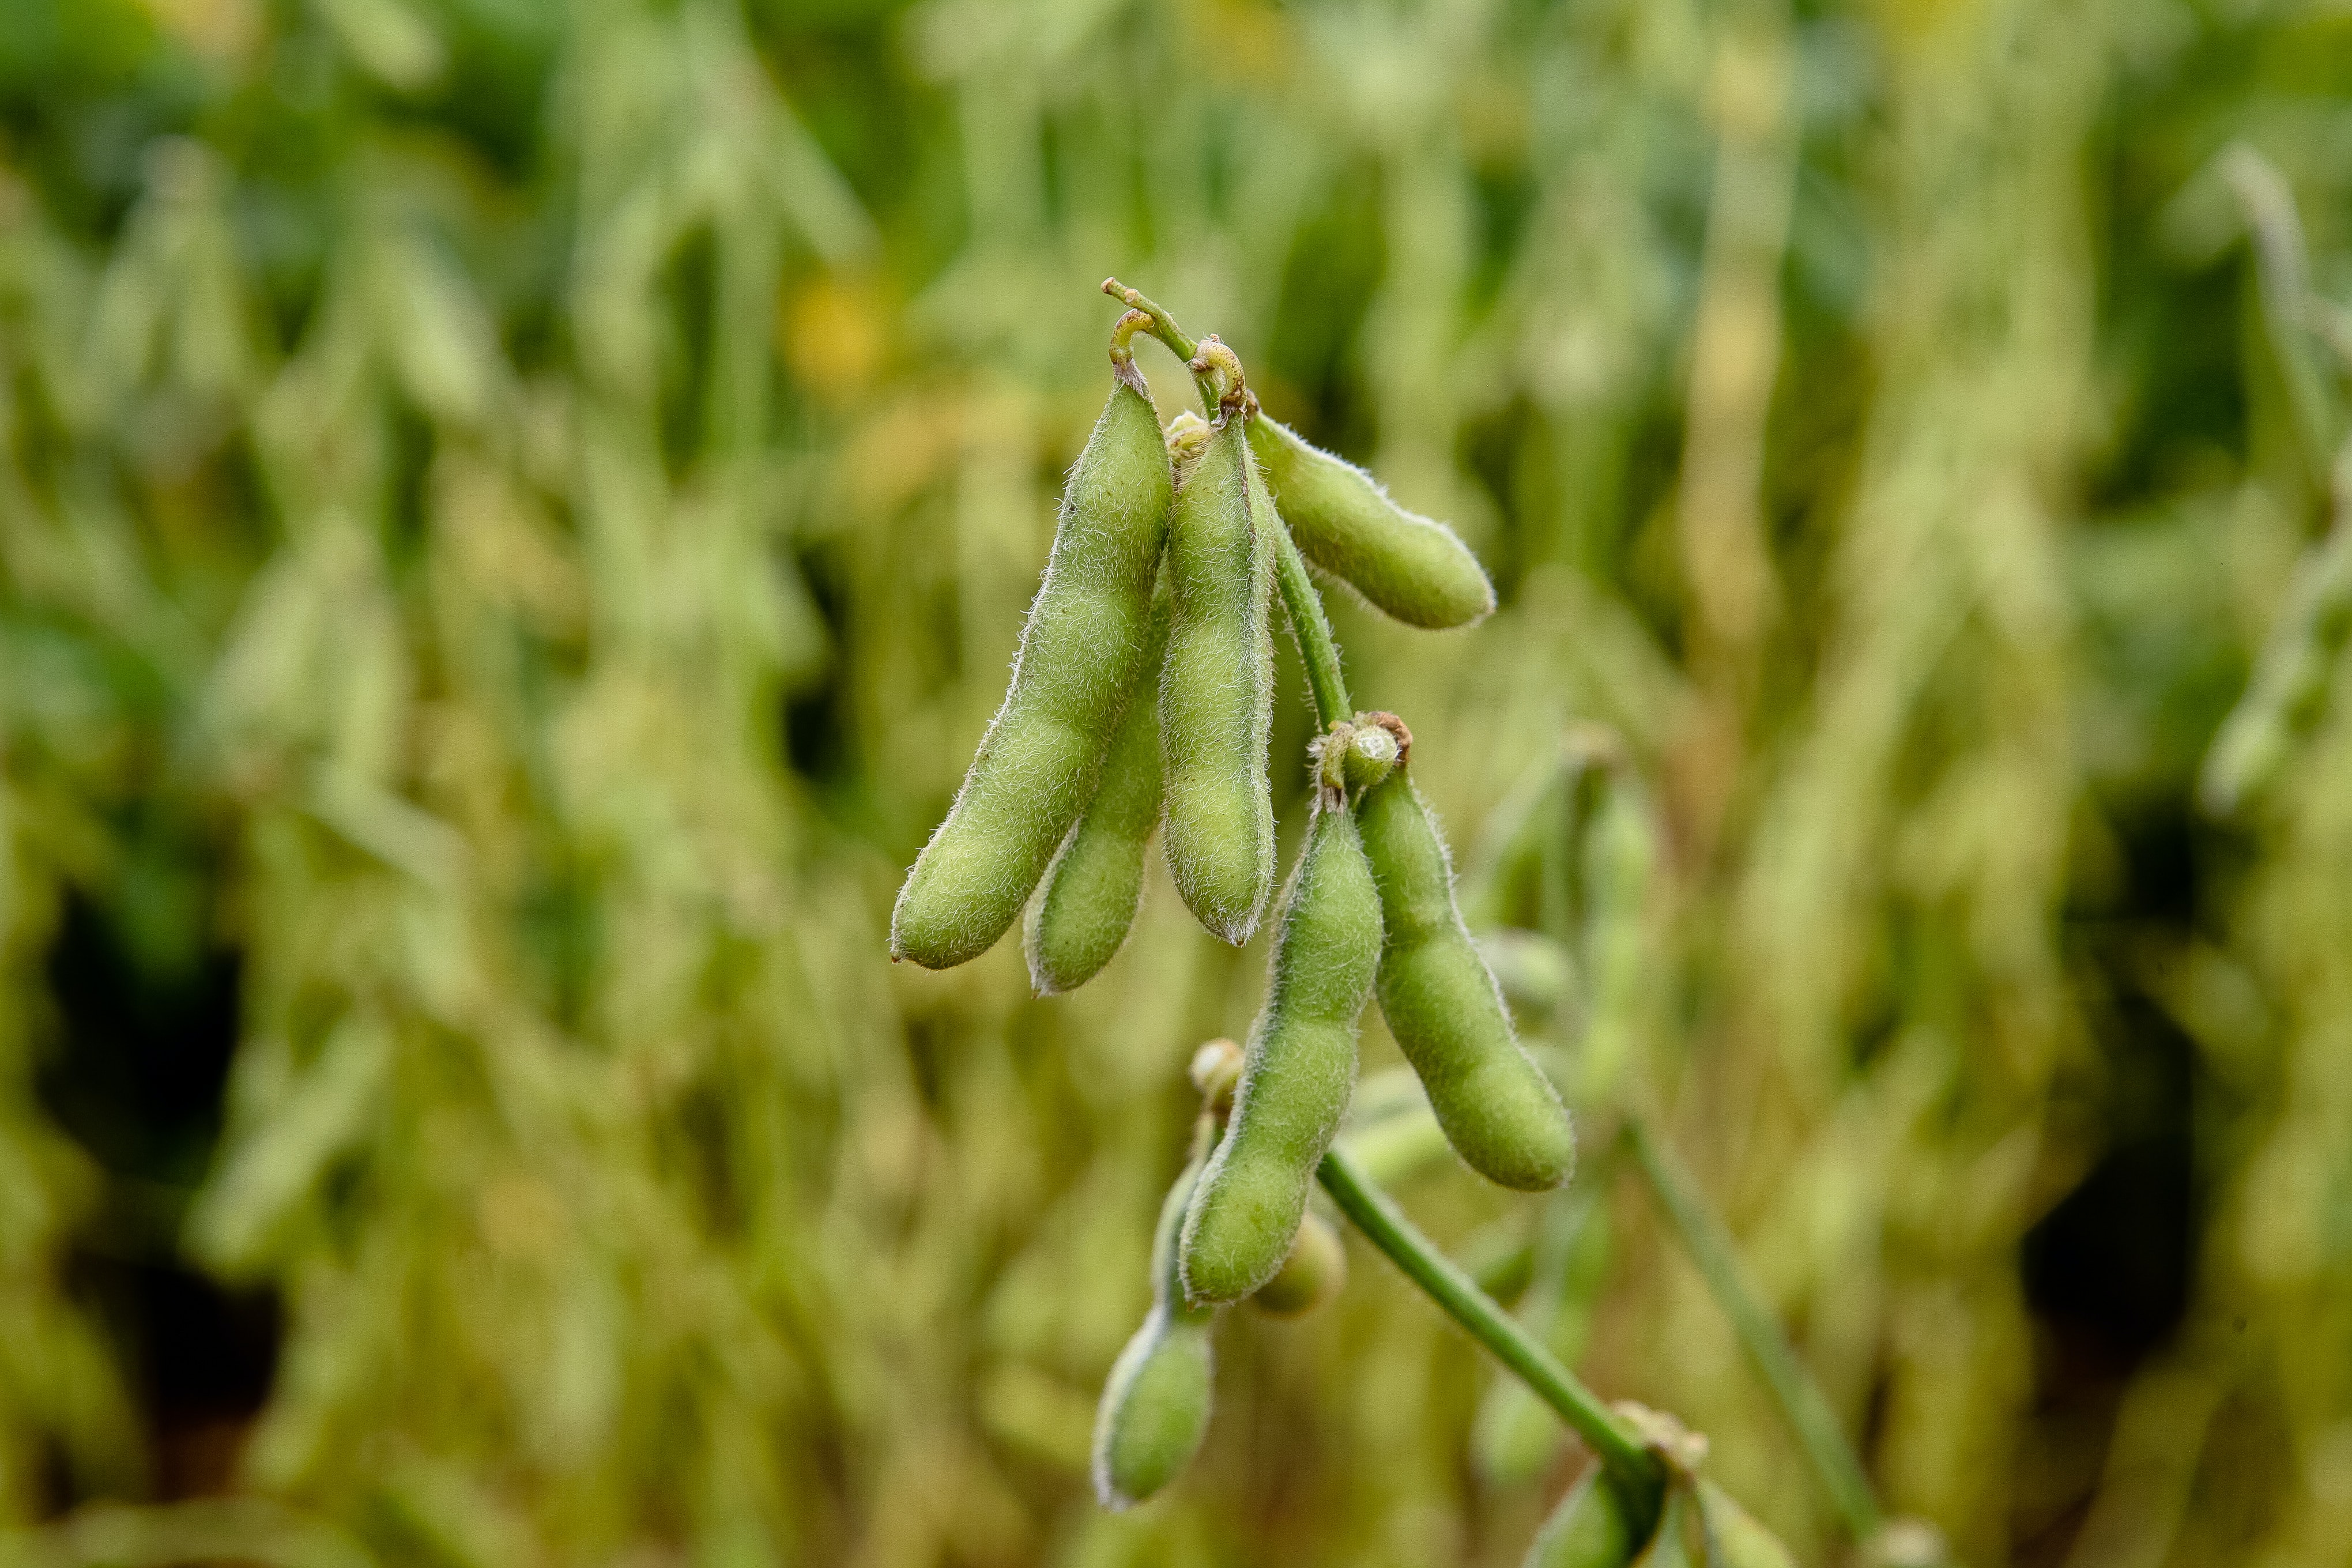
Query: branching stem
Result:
<box><xmin>1100</xmin><ymin>277</ymin><xmax>1242</xmax><ymax>438</ymax></box>
<box><xmin>1318</xmin><ymin>1147</ymin><xmax>1667</xmax><ymax>1502</ymax></box>
<box><xmin>1100</xmin><ymin>277</ymin><xmax>1198</xmax><ymax>362</ymax></box>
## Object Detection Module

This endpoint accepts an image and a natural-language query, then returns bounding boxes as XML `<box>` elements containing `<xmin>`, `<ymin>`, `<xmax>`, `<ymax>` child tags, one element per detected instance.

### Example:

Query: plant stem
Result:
<box><xmin>1624</xmin><ymin>1114</ymin><xmax>1883</xmax><ymax>1542</ymax></box>
<box><xmin>1318</xmin><ymin>1145</ymin><xmax>1666</xmax><ymax>1501</ymax></box>
<box><xmin>1273</xmin><ymin>523</ymin><xmax>1351</xmax><ymax>730</ymax></box>
<box><xmin>1100</xmin><ymin>277</ymin><xmax>1198</xmax><ymax>362</ymax></box>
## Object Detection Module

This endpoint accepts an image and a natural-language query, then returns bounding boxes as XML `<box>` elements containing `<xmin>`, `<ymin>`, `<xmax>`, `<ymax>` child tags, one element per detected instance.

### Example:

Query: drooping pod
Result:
<box><xmin>1522</xmin><ymin>1465</ymin><xmax>1646</xmax><ymax>1568</ymax></box>
<box><xmin>1246</xmin><ymin>410</ymin><xmax>1495</xmax><ymax>630</ymax></box>
<box><xmin>1180</xmin><ymin>797</ymin><xmax>1382</xmax><ymax>1302</ymax></box>
<box><xmin>891</xmin><ymin>312</ymin><xmax>1175</xmax><ymax>970</ymax></box>
<box><xmin>1094</xmin><ymin>1126</ymin><xmax>1220</xmax><ymax>1510</ymax></box>
<box><xmin>1159</xmin><ymin>339</ymin><xmax>1276</xmax><ymax>944</ymax></box>
<box><xmin>1249</xmin><ymin>1209</ymin><xmax>1347</xmax><ymax>1317</ymax></box>
<box><xmin>1355</xmin><ymin>717</ymin><xmax>1576</xmax><ymax>1192</ymax></box>
<box><xmin>1694</xmin><ymin>1482</ymin><xmax>1797</xmax><ymax>1568</ymax></box>
<box><xmin>1024</xmin><ymin>580</ymin><xmax>1170</xmax><ymax>994</ymax></box>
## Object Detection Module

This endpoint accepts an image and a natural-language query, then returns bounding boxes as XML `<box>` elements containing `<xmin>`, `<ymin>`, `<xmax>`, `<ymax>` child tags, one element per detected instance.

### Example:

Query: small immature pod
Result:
<box><xmin>1356</xmin><ymin>721</ymin><xmax>1577</xmax><ymax>1192</ymax></box>
<box><xmin>1180</xmin><ymin>800</ymin><xmax>1382</xmax><ymax>1302</ymax></box>
<box><xmin>1164</xmin><ymin>408</ymin><xmax>1215</xmax><ymax>487</ymax></box>
<box><xmin>1023</xmin><ymin>582</ymin><xmax>1171</xmax><ymax>994</ymax></box>
<box><xmin>1159</xmin><ymin>341</ymin><xmax>1277</xmax><ymax>944</ymax></box>
<box><xmin>891</xmin><ymin>314</ymin><xmax>1174</xmax><ymax>969</ymax></box>
<box><xmin>1246</xmin><ymin>412</ymin><xmax>1495</xmax><ymax>630</ymax></box>
<box><xmin>1310</xmin><ymin>715</ymin><xmax>1401</xmax><ymax>800</ymax></box>
<box><xmin>1249</xmin><ymin>1209</ymin><xmax>1347</xmax><ymax>1317</ymax></box>
<box><xmin>1522</xmin><ymin>1465</ymin><xmax>1645</xmax><ymax>1568</ymax></box>
<box><xmin>1694</xmin><ymin>1482</ymin><xmax>1797</xmax><ymax>1568</ymax></box>
<box><xmin>1093</xmin><ymin>1135</ymin><xmax>1219</xmax><ymax>1510</ymax></box>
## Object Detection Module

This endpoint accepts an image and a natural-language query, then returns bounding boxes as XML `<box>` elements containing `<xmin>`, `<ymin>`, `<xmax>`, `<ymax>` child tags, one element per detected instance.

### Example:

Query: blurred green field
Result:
<box><xmin>3</xmin><ymin>0</ymin><xmax>2351</xmax><ymax>1563</ymax></box>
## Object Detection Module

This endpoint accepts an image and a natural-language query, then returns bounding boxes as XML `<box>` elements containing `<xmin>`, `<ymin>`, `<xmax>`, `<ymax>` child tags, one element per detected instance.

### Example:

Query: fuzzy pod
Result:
<box><xmin>1694</xmin><ymin>1483</ymin><xmax>1797</xmax><ymax>1568</ymax></box>
<box><xmin>1023</xmin><ymin>582</ymin><xmax>1170</xmax><ymax>993</ymax></box>
<box><xmin>1180</xmin><ymin>802</ymin><xmax>1381</xmax><ymax>1302</ymax></box>
<box><xmin>1357</xmin><ymin>751</ymin><xmax>1577</xmax><ymax>1192</ymax></box>
<box><xmin>1159</xmin><ymin>410</ymin><xmax>1276</xmax><ymax>944</ymax></box>
<box><xmin>1249</xmin><ymin>1209</ymin><xmax>1347</xmax><ymax>1317</ymax></box>
<box><xmin>1522</xmin><ymin>1465</ymin><xmax>1646</xmax><ymax>1568</ymax></box>
<box><xmin>1093</xmin><ymin>1139</ymin><xmax>1219</xmax><ymax>1510</ymax></box>
<box><xmin>1246</xmin><ymin>413</ymin><xmax>1494</xmax><ymax>630</ymax></box>
<box><xmin>890</xmin><ymin>356</ymin><xmax>1174</xmax><ymax>970</ymax></box>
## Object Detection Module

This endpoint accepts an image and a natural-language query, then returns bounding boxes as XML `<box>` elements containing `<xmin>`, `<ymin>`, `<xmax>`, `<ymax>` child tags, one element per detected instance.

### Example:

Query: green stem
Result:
<box><xmin>1273</xmin><ymin>523</ymin><xmax>1351</xmax><ymax>730</ymax></box>
<box><xmin>1318</xmin><ymin>1145</ymin><xmax>1666</xmax><ymax>1502</ymax></box>
<box><xmin>1100</xmin><ymin>277</ymin><xmax>1229</xmax><ymax>413</ymax></box>
<box><xmin>1624</xmin><ymin>1115</ymin><xmax>1883</xmax><ymax>1541</ymax></box>
<box><xmin>1100</xmin><ymin>277</ymin><xmax>1198</xmax><ymax>362</ymax></box>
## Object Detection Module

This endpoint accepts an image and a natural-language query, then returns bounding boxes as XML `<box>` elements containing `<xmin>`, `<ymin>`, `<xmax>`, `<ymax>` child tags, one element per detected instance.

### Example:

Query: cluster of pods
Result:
<box><xmin>889</xmin><ymin>291</ymin><xmax>1577</xmax><ymax>1512</ymax></box>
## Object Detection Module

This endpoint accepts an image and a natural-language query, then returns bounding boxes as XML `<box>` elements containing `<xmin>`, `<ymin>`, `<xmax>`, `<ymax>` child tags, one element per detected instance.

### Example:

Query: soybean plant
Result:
<box><xmin>889</xmin><ymin>281</ymin><xmax>1819</xmax><ymax>1566</ymax></box>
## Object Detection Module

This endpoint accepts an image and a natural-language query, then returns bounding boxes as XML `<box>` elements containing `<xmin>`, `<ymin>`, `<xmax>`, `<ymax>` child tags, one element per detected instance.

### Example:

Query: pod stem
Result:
<box><xmin>1101</xmin><ymin>277</ymin><xmax>1199</xmax><ymax>362</ymax></box>
<box><xmin>1317</xmin><ymin>1145</ymin><xmax>1667</xmax><ymax>1503</ymax></box>
<box><xmin>1624</xmin><ymin>1114</ymin><xmax>1884</xmax><ymax>1543</ymax></box>
<box><xmin>1273</xmin><ymin>520</ymin><xmax>1352</xmax><ymax>730</ymax></box>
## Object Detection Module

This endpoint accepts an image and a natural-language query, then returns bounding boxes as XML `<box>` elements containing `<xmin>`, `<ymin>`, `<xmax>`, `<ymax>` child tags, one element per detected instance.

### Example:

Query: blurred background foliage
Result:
<box><xmin>1</xmin><ymin>0</ymin><xmax>2349</xmax><ymax>1563</ymax></box>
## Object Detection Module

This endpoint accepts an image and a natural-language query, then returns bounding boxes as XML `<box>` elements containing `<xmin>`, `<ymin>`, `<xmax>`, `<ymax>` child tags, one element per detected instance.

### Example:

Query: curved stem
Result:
<box><xmin>1101</xmin><ymin>277</ymin><xmax>1198</xmax><ymax>361</ymax></box>
<box><xmin>1100</xmin><ymin>277</ymin><xmax>1226</xmax><ymax>416</ymax></box>
<box><xmin>1318</xmin><ymin>1146</ymin><xmax>1667</xmax><ymax>1502</ymax></box>
<box><xmin>1273</xmin><ymin>521</ymin><xmax>1350</xmax><ymax>730</ymax></box>
<box><xmin>1625</xmin><ymin>1115</ymin><xmax>1884</xmax><ymax>1541</ymax></box>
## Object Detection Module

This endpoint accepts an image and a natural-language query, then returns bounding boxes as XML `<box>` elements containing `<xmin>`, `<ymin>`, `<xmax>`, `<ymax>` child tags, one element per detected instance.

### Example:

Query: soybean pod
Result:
<box><xmin>1159</xmin><ymin>340</ymin><xmax>1276</xmax><ymax>944</ymax></box>
<box><xmin>1247</xmin><ymin>411</ymin><xmax>1495</xmax><ymax>630</ymax></box>
<box><xmin>1249</xmin><ymin>1209</ymin><xmax>1347</xmax><ymax>1317</ymax></box>
<box><xmin>1024</xmin><ymin>580</ymin><xmax>1170</xmax><ymax>994</ymax></box>
<box><xmin>1522</xmin><ymin>1465</ymin><xmax>1646</xmax><ymax>1568</ymax></box>
<box><xmin>1356</xmin><ymin>721</ymin><xmax>1576</xmax><ymax>1192</ymax></box>
<box><xmin>1694</xmin><ymin>1483</ymin><xmax>1798</xmax><ymax>1568</ymax></box>
<box><xmin>890</xmin><ymin>314</ymin><xmax>1174</xmax><ymax>970</ymax></box>
<box><xmin>1180</xmin><ymin>797</ymin><xmax>1381</xmax><ymax>1303</ymax></box>
<box><xmin>1093</xmin><ymin>1124</ymin><xmax>1220</xmax><ymax>1510</ymax></box>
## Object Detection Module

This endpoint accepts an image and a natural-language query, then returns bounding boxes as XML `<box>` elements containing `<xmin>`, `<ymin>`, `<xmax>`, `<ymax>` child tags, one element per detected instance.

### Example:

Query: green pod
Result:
<box><xmin>1181</xmin><ymin>802</ymin><xmax>1381</xmax><ymax>1302</ymax></box>
<box><xmin>1024</xmin><ymin>583</ymin><xmax>1170</xmax><ymax>994</ymax></box>
<box><xmin>1694</xmin><ymin>1482</ymin><xmax>1797</xmax><ymax>1568</ymax></box>
<box><xmin>1631</xmin><ymin>1487</ymin><xmax>1695</xmax><ymax>1568</ymax></box>
<box><xmin>1094</xmin><ymin>1138</ymin><xmax>1219</xmax><ymax>1510</ymax></box>
<box><xmin>1246</xmin><ymin>413</ymin><xmax>1494</xmax><ymax>630</ymax></box>
<box><xmin>891</xmin><ymin>361</ymin><xmax>1173</xmax><ymax>970</ymax></box>
<box><xmin>1159</xmin><ymin>411</ymin><xmax>1276</xmax><ymax>944</ymax></box>
<box><xmin>1249</xmin><ymin>1209</ymin><xmax>1347</xmax><ymax>1317</ymax></box>
<box><xmin>1522</xmin><ymin>1465</ymin><xmax>1645</xmax><ymax>1568</ymax></box>
<box><xmin>1357</xmin><ymin>760</ymin><xmax>1576</xmax><ymax>1192</ymax></box>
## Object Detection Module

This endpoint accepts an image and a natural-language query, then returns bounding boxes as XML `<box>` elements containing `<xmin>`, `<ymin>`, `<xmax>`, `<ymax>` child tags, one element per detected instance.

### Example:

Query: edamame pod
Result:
<box><xmin>1694</xmin><ymin>1482</ymin><xmax>1797</xmax><ymax>1568</ymax></box>
<box><xmin>1249</xmin><ymin>1209</ymin><xmax>1346</xmax><ymax>1317</ymax></box>
<box><xmin>1356</xmin><ymin>725</ymin><xmax>1576</xmax><ymax>1192</ymax></box>
<box><xmin>891</xmin><ymin>319</ymin><xmax>1174</xmax><ymax>970</ymax></box>
<box><xmin>1522</xmin><ymin>1465</ymin><xmax>1645</xmax><ymax>1568</ymax></box>
<box><xmin>1024</xmin><ymin>583</ymin><xmax>1170</xmax><ymax>994</ymax></box>
<box><xmin>1160</xmin><ymin>359</ymin><xmax>1276</xmax><ymax>944</ymax></box>
<box><xmin>1180</xmin><ymin>800</ymin><xmax>1381</xmax><ymax>1302</ymax></box>
<box><xmin>1094</xmin><ymin>1134</ymin><xmax>1219</xmax><ymax>1510</ymax></box>
<box><xmin>1247</xmin><ymin>412</ymin><xmax>1495</xmax><ymax>630</ymax></box>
